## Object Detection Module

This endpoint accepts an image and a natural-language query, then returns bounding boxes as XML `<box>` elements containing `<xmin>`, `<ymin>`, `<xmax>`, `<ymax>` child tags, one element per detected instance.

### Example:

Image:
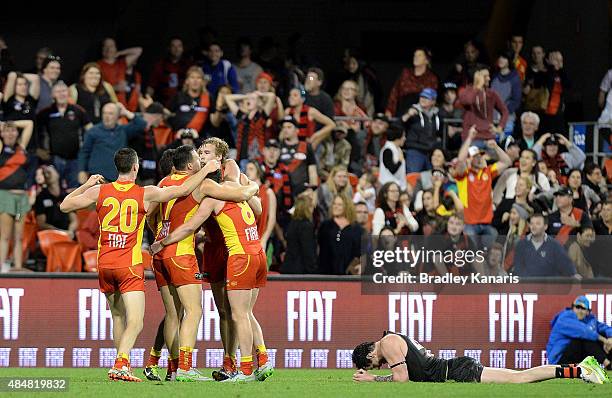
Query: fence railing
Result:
<box><xmin>333</xmin><ymin>115</ymin><xmax>611</xmax><ymax>164</ymax></box>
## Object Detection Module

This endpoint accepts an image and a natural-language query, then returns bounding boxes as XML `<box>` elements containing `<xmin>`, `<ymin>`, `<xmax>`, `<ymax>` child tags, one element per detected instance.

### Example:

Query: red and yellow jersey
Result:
<box><xmin>455</xmin><ymin>163</ymin><xmax>499</xmax><ymax>225</ymax></box>
<box><xmin>96</xmin><ymin>181</ymin><xmax>146</xmax><ymax>269</ymax></box>
<box><xmin>155</xmin><ymin>173</ymin><xmax>200</xmax><ymax>259</ymax></box>
<box><xmin>214</xmin><ymin>201</ymin><xmax>262</xmax><ymax>256</ymax></box>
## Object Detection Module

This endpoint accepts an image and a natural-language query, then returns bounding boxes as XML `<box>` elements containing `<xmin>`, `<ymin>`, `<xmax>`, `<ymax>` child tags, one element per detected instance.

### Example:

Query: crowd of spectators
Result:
<box><xmin>0</xmin><ymin>31</ymin><xmax>611</xmax><ymax>278</ymax></box>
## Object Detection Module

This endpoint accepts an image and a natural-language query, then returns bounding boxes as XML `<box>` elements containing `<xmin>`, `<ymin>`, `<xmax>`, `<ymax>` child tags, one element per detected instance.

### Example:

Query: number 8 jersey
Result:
<box><xmin>96</xmin><ymin>181</ymin><xmax>147</xmax><ymax>269</ymax></box>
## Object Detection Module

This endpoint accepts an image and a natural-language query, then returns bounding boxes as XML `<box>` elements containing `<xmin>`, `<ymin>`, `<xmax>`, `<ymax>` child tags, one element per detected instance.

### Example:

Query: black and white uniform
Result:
<box><xmin>383</xmin><ymin>331</ymin><xmax>484</xmax><ymax>382</ymax></box>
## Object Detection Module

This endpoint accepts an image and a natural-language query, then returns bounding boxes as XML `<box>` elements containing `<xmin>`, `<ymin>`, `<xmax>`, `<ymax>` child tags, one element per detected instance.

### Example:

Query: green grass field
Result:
<box><xmin>0</xmin><ymin>368</ymin><xmax>610</xmax><ymax>398</ymax></box>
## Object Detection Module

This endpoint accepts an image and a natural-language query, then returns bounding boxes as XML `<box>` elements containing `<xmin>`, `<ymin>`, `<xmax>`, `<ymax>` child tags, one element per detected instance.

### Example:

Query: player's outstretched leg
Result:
<box><xmin>250</xmin><ymin>288</ymin><xmax>273</xmax><ymax>381</ymax></box>
<box><xmin>143</xmin><ymin>318</ymin><xmax>165</xmax><ymax>381</ymax></box>
<box><xmin>480</xmin><ymin>357</ymin><xmax>609</xmax><ymax>384</ymax></box>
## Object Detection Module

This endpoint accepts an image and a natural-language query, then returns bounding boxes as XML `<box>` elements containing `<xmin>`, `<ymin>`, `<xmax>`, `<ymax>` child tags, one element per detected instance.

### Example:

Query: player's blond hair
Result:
<box><xmin>202</xmin><ymin>137</ymin><xmax>229</xmax><ymax>160</ymax></box>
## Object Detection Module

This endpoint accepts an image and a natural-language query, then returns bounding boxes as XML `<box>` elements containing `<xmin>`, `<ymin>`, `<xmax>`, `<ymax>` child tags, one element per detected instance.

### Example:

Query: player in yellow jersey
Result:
<box><xmin>152</xmin><ymin>141</ymin><xmax>272</xmax><ymax>383</ymax></box>
<box><xmin>60</xmin><ymin>148</ymin><xmax>220</xmax><ymax>381</ymax></box>
<box><xmin>151</xmin><ymin>145</ymin><xmax>259</xmax><ymax>382</ymax></box>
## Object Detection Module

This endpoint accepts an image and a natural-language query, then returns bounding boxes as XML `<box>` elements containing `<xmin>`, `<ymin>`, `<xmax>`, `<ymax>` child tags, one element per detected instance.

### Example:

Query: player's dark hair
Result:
<box><xmin>352</xmin><ymin>342</ymin><xmax>375</xmax><ymax>370</ymax></box>
<box><xmin>173</xmin><ymin>145</ymin><xmax>195</xmax><ymax>171</ymax></box>
<box><xmin>114</xmin><ymin>148</ymin><xmax>138</xmax><ymax>174</ymax></box>
<box><xmin>159</xmin><ymin>149</ymin><xmax>176</xmax><ymax>176</ymax></box>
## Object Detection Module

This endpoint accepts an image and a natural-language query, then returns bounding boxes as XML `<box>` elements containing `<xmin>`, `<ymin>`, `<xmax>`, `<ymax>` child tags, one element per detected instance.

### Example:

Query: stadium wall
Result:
<box><xmin>0</xmin><ymin>276</ymin><xmax>611</xmax><ymax>369</ymax></box>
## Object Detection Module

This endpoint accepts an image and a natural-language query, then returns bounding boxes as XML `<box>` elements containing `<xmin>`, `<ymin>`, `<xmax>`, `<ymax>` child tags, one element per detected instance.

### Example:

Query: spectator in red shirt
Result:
<box><xmin>97</xmin><ymin>38</ymin><xmax>142</xmax><ymax>108</ymax></box>
<box><xmin>454</xmin><ymin>126</ymin><xmax>513</xmax><ymax>249</ymax></box>
<box><xmin>458</xmin><ymin>67</ymin><xmax>508</xmax><ymax>142</ymax></box>
<box><xmin>167</xmin><ymin>66</ymin><xmax>211</xmax><ymax>134</ymax></box>
<box><xmin>386</xmin><ymin>47</ymin><xmax>438</xmax><ymax>117</ymax></box>
<box><xmin>147</xmin><ymin>37</ymin><xmax>192</xmax><ymax>107</ymax></box>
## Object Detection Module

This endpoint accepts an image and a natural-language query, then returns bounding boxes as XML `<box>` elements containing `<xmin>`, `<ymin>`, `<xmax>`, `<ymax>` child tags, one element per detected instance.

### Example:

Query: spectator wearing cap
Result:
<box><xmin>547</xmin><ymin>186</ymin><xmax>593</xmax><ymax>246</ymax></box>
<box><xmin>438</xmin><ymin>82</ymin><xmax>463</xmax><ymax>152</ymax></box>
<box><xmin>503</xmin><ymin>137</ymin><xmax>520</xmax><ymax>167</ymax></box>
<box><xmin>285</xmin><ymin>86</ymin><xmax>335</xmax><ymax>148</ymax></box>
<box><xmin>546</xmin><ymin>295</ymin><xmax>612</xmax><ymax>367</ymax></box>
<box><xmin>200</xmin><ymin>42</ymin><xmax>239</xmax><ymax>96</ymax></box>
<box><xmin>386</xmin><ymin>47</ymin><xmax>439</xmax><ymax>117</ymax></box>
<box><xmin>513</xmin><ymin>213</ymin><xmax>578</xmax><ymax>277</ymax></box>
<box><xmin>515</xmin><ymin>111</ymin><xmax>540</xmax><ymax>151</ymax></box>
<box><xmin>319</xmin><ymin>124</ymin><xmax>352</xmax><ymax>173</ymax></box>
<box><xmin>493</xmin><ymin>148</ymin><xmax>550</xmax><ymax>207</ymax></box>
<box><xmin>363</xmin><ymin>112</ymin><xmax>388</xmax><ymax>168</ymax></box>
<box><xmin>97</xmin><ymin>38</ymin><xmax>142</xmax><ymax>108</ymax></box>
<box><xmin>36</xmin><ymin>55</ymin><xmax>62</xmax><ymax>112</ymax></box>
<box><xmin>36</xmin><ymin>81</ymin><xmax>92</xmax><ymax>190</ymax></box>
<box><xmin>278</xmin><ymin>116</ymin><xmax>318</xmax><ymax>199</ymax></box>
<box><xmin>234</xmin><ymin>38</ymin><xmax>263</xmax><ymax>94</ymax></box>
<box><xmin>304</xmin><ymin>67</ymin><xmax>335</xmax><ymax>121</ymax></box>
<box><xmin>77</xmin><ymin>102</ymin><xmax>146</xmax><ymax>182</ymax></box>
<box><xmin>167</xmin><ymin>66</ymin><xmax>211</xmax><ymax>134</ymax></box>
<box><xmin>401</xmin><ymin>88</ymin><xmax>442</xmax><ymax>173</ymax></box>
<box><xmin>454</xmin><ymin>126</ymin><xmax>513</xmax><ymax>249</ymax></box>
<box><xmin>533</xmin><ymin>132</ymin><xmax>586</xmax><ymax>185</ymax></box>
<box><xmin>164</xmin><ymin>128</ymin><xmax>201</xmax><ymax>151</ymax></box>
<box><xmin>378</xmin><ymin>123</ymin><xmax>407</xmax><ymax>191</ymax></box>
<box><xmin>146</xmin><ymin>37</ymin><xmax>192</xmax><ymax>107</ymax></box>
<box><xmin>458</xmin><ymin>66</ymin><xmax>508</xmax><ymax>142</ymax></box>
<box><xmin>224</xmin><ymin>90</ymin><xmax>276</xmax><ymax>168</ymax></box>
<box><xmin>491</xmin><ymin>52</ymin><xmax>522</xmax><ymax>137</ymax></box>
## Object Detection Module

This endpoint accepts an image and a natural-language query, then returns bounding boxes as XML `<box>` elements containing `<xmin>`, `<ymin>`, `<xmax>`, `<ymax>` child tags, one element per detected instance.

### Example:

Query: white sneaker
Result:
<box><xmin>579</xmin><ymin>356</ymin><xmax>610</xmax><ymax>384</ymax></box>
<box><xmin>220</xmin><ymin>372</ymin><xmax>256</xmax><ymax>383</ymax></box>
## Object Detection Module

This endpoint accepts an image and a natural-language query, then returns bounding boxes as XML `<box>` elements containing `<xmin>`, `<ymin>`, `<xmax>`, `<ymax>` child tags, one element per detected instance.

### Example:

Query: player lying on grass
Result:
<box><xmin>352</xmin><ymin>331</ymin><xmax>610</xmax><ymax>384</ymax></box>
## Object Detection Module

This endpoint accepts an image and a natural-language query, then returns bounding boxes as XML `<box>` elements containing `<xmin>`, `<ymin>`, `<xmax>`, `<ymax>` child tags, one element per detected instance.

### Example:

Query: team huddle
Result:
<box><xmin>60</xmin><ymin>137</ymin><xmax>271</xmax><ymax>383</ymax></box>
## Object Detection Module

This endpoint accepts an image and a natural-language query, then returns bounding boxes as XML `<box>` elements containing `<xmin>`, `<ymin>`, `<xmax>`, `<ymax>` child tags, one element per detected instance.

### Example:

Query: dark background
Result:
<box><xmin>1</xmin><ymin>0</ymin><xmax>610</xmax><ymax>120</ymax></box>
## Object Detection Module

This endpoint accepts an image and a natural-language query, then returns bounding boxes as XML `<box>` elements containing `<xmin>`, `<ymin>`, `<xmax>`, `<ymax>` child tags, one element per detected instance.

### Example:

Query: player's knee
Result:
<box><xmin>126</xmin><ymin>316</ymin><xmax>144</xmax><ymax>333</ymax></box>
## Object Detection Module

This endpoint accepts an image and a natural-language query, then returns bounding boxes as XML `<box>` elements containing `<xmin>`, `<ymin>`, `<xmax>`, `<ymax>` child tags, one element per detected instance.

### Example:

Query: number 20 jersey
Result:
<box><xmin>96</xmin><ymin>181</ymin><xmax>147</xmax><ymax>269</ymax></box>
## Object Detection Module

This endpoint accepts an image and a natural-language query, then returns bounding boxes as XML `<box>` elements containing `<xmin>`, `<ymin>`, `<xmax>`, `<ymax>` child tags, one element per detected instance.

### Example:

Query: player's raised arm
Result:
<box><xmin>60</xmin><ymin>174</ymin><xmax>104</xmax><ymax>213</ymax></box>
<box><xmin>145</xmin><ymin>160</ymin><xmax>220</xmax><ymax>204</ymax></box>
<box><xmin>151</xmin><ymin>198</ymin><xmax>218</xmax><ymax>255</ymax></box>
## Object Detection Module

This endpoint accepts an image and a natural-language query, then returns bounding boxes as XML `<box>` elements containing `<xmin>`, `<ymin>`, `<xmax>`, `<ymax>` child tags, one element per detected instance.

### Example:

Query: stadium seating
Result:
<box><xmin>83</xmin><ymin>250</ymin><xmax>98</xmax><ymax>273</ymax></box>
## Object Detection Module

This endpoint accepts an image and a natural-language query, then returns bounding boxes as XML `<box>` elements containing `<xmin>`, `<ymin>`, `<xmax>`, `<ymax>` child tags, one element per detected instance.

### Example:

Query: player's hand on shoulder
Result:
<box><xmin>353</xmin><ymin>369</ymin><xmax>375</xmax><ymax>382</ymax></box>
<box><xmin>85</xmin><ymin>174</ymin><xmax>105</xmax><ymax>187</ymax></box>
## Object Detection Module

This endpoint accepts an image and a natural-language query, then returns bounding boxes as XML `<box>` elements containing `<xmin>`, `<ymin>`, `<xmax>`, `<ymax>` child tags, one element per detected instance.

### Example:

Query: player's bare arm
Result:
<box><xmin>353</xmin><ymin>335</ymin><xmax>409</xmax><ymax>383</ymax></box>
<box><xmin>151</xmin><ymin>197</ymin><xmax>221</xmax><ymax>255</ymax></box>
<box><xmin>198</xmin><ymin>178</ymin><xmax>258</xmax><ymax>203</ymax></box>
<box><xmin>238</xmin><ymin>172</ymin><xmax>263</xmax><ymax>216</ymax></box>
<box><xmin>144</xmin><ymin>160</ymin><xmax>220</xmax><ymax>207</ymax></box>
<box><xmin>59</xmin><ymin>174</ymin><xmax>105</xmax><ymax>213</ymax></box>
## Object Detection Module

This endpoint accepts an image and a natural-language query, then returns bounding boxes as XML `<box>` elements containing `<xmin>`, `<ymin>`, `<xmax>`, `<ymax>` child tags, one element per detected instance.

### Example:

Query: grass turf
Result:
<box><xmin>0</xmin><ymin>368</ymin><xmax>610</xmax><ymax>398</ymax></box>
